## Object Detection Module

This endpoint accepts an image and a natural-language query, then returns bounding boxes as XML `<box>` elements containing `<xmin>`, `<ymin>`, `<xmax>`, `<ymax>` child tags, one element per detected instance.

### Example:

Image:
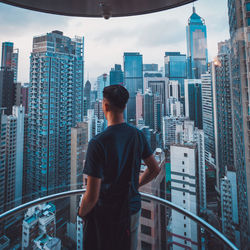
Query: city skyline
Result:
<box><xmin>0</xmin><ymin>0</ymin><xmax>228</xmax><ymax>84</ymax></box>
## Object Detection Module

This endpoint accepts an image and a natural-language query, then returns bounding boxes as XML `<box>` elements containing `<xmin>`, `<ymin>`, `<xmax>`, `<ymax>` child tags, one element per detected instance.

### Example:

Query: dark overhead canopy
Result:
<box><xmin>0</xmin><ymin>0</ymin><xmax>196</xmax><ymax>19</ymax></box>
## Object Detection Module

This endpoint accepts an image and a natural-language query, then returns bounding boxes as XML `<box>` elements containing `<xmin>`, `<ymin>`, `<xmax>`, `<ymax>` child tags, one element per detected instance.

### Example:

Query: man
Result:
<box><xmin>79</xmin><ymin>85</ymin><xmax>161</xmax><ymax>250</ymax></box>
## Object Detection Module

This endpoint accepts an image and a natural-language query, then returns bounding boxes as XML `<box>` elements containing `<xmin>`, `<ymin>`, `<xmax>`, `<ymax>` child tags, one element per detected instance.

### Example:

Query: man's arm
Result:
<box><xmin>139</xmin><ymin>154</ymin><xmax>161</xmax><ymax>188</ymax></box>
<box><xmin>78</xmin><ymin>175</ymin><xmax>101</xmax><ymax>218</ymax></box>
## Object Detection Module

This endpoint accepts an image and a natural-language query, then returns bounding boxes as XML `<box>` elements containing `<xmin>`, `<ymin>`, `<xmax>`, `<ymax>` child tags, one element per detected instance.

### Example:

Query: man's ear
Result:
<box><xmin>105</xmin><ymin>102</ymin><xmax>111</xmax><ymax>112</ymax></box>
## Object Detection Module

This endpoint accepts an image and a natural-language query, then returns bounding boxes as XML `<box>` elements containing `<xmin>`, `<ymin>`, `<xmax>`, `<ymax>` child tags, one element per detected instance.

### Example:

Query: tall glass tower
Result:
<box><xmin>110</xmin><ymin>64</ymin><xmax>123</xmax><ymax>85</ymax></box>
<box><xmin>164</xmin><ymin>52</ymin><xmax>187</xmax><ymax>97</ymax></box>
<box><xmin>27</xmin><ymin>31</ymin><xmax>84</xmax><ymax>199</ymax></box>
<box><xmin>186</xmin><ymin>7</ymin><xmax>208</xmax><ymax>79</ymax></box>
<box><xmin>124</xmin><ymin>52</ymin><xmax>143</xmax><ymax>124</ymax></box>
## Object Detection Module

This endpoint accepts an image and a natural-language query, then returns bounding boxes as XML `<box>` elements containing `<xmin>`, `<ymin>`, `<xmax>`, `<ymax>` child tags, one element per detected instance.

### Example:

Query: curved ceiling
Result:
<box><xmin>0</xmin><ymin>0</ymin><xmax>196</xmax><ymax>19</ymax></box>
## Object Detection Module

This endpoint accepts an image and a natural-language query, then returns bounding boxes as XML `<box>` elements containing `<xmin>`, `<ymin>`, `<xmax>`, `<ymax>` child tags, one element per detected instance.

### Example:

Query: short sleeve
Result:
<box><xmin>83</xmin><ymin>139</ymin><xmax>104</xmax><ymax>179</ymax></box>
<box><xmin>141</xmin><ymin>132</ymin><xmax>153</xmax><ymax>159</ymax></box>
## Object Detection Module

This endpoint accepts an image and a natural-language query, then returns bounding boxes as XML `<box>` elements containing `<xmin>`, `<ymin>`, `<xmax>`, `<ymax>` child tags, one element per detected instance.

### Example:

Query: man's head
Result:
<box><xmin>102</xmin><ymin>85</ymin><xmax>129</xmax><ymax>118</ymax></box>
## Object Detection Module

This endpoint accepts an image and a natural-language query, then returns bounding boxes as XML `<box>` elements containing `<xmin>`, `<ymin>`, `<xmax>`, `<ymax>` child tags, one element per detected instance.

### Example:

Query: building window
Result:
<box><xmin>183</xmin><ymin>200</ymin><xmax>186</xmax><ymax>204</ymax></box>
<box><xmin>248</xmin><ymin>18</ymin><xmax>250</xmax><ymax>26</ymax></box>
<box><xmin>184</xmin><ymin>224</ymin><xmax>186</xmax><ymax>228</ymax></box>
<box><xmin>182</xmin><ymin>161</ymin><xmax>184</xmax><ymax>165</ymax></box>
<box><xmin>184</xmin><ymin>216</ymin><xmax>186</xmax><ymax>219</ymax></box>
<box><xmin>183</xmin><ymin>184</ymin><xmax>185</xmax><ymax>188</ymax></box>
<box><xmin>141</xmin><ymin>225</ymin><xmax>151</xmax><ymax>236</ymax></box>
<box><xmin>184</xmin><ymin>153</ymin><xmax>188</xmax><ymax>157</ymax></box>
<box><xmin>183</xmin><ymin>176</ymin><xmax>185</xmax><ymax>180</ymax></box>
<box><xmin>141</xmin><ymin>208</ymin><xmax>151</xmax><ymax>219</ymax></box>
<box><xmin>184</xmin><ymin>232</ymin><xmax>187</xmax><ymax>236</ymax></box>
<box><xmin>247</xmin><ymin>3</ymin><xmax>250</xmax><ymax>11</ymax></box>
<box><xmin>184</xmin><ymin>240</ymin><xmax>187</xmax><ymax>244</ymax></box>
<box><xmin>182</xmin><ymin>169</ymin><xmax>185</xmax><ymax>173</ymax></box>
<box><xmin>183</xmin><ymin>192</ymin><xmax>185</xmax><ymax>196</ymax></box>
<box><xmin>141</xmin><ymin>241</ymin><xmax>152</xmax><ymax>250</ymax></box>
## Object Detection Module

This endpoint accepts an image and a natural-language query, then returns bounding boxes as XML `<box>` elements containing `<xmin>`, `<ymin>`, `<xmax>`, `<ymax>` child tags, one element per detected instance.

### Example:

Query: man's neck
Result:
<box><xmin>107</xmin><ymin>113</ymin><xmax>125</xmax><ymax>127</ymax></box>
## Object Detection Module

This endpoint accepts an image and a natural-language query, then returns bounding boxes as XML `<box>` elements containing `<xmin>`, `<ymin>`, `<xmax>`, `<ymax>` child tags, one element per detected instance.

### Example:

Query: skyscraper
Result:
<box><xmin>184</xmin><ymin>79</ymin><xmax>203</xmax><ymax>129</ymax></box>
<box><xmin>84</xmin><ymin>80</ymin><xmax>91</xmax><ymax>116</ymax></box>
<box><xmin>27</xmin><ymin>31</ymin><xmax>84</xmax><ymax>199</ymax></box>
<box><xmin>0</xmin><ymin>67</ymin><xmax>15</xmax><ymax>115</ymax></box>
<box><xmin>110</xmin><ymin>64</ymin><xmax>123</xmax><ymax>85</ymax></box>
<box><xmin>144</xmin><ymin>77</ymin><xmax>168</xmax><ymax>116</ymax></box>
<box><xmin>136</xmin><ymin>91</ymin><xmax>143</xmax><ymax>126</ymax></box>
<box><xmin>69</xmin><ymin>122</ymin><xmax>88</xmax><ymax>242</ymax></box>
<box><xmin>143</xmin><ymin>89</ymin><xmax>154</xmax><ymax>130</ymax></box>
<box><xmin>124</xmin><ymin>52</ymin><xmax>143</xmax><ymax>124</ymax></box>
<box><xmin>164</xmin><ymin>52</ymin><xmax>187</xmax><ymax>96</ymax></box>
<box><xmin>97</xmin><ymin>73</ymin><xmax>109</xmax><ymax>99</ymax></box>
<box><xmin>186</xmin><ymin>7</ymin><xmax>208</xmax><ymax>79</ymax></box>
<box><xmin>220</xmin><ymin>167</ymin><xmax>240</xmax><ymax>247</ymax></box>
<box><xmin>0</xmin><ymin>106</ymin><xmax>24</xmax><ymax>210</ymax></box>
<box><xmin>1</xmin><ymin>42</ymin><xmax>19</xmax><ymax>82</ymax></box>
<box><xmin>212</xmin><ymin>40</ymin><xmax>234</xmax><ymax>182</ymax></box>
<box><xmin>201</xmin><ymin>72</ymin><xmax>216</xmax><ymax>166</ymax></box>
<box><xmin>228</xmin><ymin>0</ymin><xmax>250</xmax><ymax>244</ymax></box>
<box><xmin>1</xmin><ymin>42</ymin><xmax>13</xmax><ymax>68</ymax></box>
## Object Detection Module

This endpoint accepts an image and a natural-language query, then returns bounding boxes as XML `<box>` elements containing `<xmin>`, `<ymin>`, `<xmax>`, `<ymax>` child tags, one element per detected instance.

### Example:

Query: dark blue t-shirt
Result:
<box><xmin>83</xmin><ymin>122</ymin><xmax>153</xmax><ymax>215</ymax></box>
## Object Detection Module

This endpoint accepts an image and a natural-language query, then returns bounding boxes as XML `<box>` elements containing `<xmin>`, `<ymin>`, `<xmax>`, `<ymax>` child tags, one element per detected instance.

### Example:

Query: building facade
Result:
<box><xmin>227</xmin><ymin>0</ymin><xmax>250</xmax><ymax>244</ymax></box>
<box><xmin>26</xmin><ymin>31</ymin><xmax>84</xmax><ymax>199</ymax></box>
<box><xmin>110</xmin><ymin>64</ymin><xmax>123</xmax><ymax>85</ymax></box>
<box><xmin>186</xmin><ymin>7</ymin><xmax>208</xmax><ymax>79</ymax></box>
<box><xmin>124</xmin><ymin>52</ymin><xmax>143</xmax><ymax>124</ymax></box>
<box><xmin>164</xmin><ymin>52</ymin><xmax>187</xmax><ymax>96</ymax></box>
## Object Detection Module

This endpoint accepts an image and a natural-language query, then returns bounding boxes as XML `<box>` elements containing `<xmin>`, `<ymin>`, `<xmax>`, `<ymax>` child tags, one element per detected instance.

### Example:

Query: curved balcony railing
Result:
<box><xmin>0</xmin><ymin>189</ymin><xmax>238</xmax><ymax>250</ymax></box>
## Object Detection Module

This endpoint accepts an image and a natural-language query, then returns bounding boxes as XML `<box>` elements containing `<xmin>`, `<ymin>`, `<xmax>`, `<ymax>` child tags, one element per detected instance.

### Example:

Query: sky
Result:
<box><xmin>0</xmin><ymin>0</ymin><xmax>229</xmax><ymax>84</ymax></box>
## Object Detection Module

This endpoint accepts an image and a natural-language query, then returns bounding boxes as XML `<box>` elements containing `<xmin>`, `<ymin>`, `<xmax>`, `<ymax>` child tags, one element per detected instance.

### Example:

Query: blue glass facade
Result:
<box><xmin>164</xmin><ymin>52</ymin><xmax>187</xmax><ymax>97</ymax></box>
<box><xmin>109</xmin><ymin>64</ymin><xmax>123</xmax><ymax>85</ymax></box>
<box><xmin>185</xmin><ymin>80</ymin><xmax>203</xmax><ymax>129</ymax></box>
<box><xmin>26</xmin><ymin>31</ymin><xmax>84</xmax><ymax>199</ymax></box>
<box><xmin>97</xmin><ymin>73</ymin><xmax>109</xmax><ymax>99</ymax></box>
<box><xmin>124</xmin><ymin>52</ymin><xmax>143</xmax><ymax>124</ymax></box>
<box><xmin>186</xmin><ymin>7</ymin><xmax>208</xmax><ymax>79</ymax></box>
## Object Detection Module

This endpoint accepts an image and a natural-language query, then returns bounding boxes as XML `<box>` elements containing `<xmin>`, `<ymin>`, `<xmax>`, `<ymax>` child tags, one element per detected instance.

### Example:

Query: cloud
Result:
<box><xmin>0</xmin><ymin>3</ymin><xmax>69</xmax><ymax>36</ymax></box>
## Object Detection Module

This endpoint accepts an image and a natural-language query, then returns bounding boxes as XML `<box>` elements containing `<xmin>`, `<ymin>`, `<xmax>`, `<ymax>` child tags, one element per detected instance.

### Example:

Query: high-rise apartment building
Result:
<box><xmin>0</xmin><ymin>67</ymin><xmax>15</xmax><ymax>115</ymax></box>
<box><xmin>164</xmin><ymin>52</ymin><xmax>187</xmax><ymax>96</ymax></box>
<box><xmin>27</xmin><ymin>31</ymin><xmax>84</xmax><ymax>199</ymax></box>
<box><xmin>184</xmin><ymin>79</ymin><xmax>203</xmax><ymax>129</ymax></box>
<box><xmin>124</xmin><ymin>52</ymin><xmax>143</xmax><ymax>124</ymax></box>
<box><xmin>201</xmin><ymin>72</ymin><xmax>216</xmax><ymax>166</ymax></box>
<box><xmin>212</xmin><ymin>40</ymin><xmax>234</xmax><ymax>182</ymax></box>
<box><xmin>170</xmin><ymin>144</ymin><xmax>198</xmax><ymax>249</ymax></box>
<box><xmin>143</xmin><ymin>63</ymin><xmax>158</xmax><ymax>72</ymax></box>
<box><xmin>227</xmin><ymin>0</ymin><xmax>250</xmax><ymax>244</ymax></box>
<box><xmin>220</xmin><ymin>167</ymin><xmax>240</xmax><ymax>247</ymax></box>
<box><xmin>110</xmin><ymin>64</ymin><xmax>123</xmax><ymax>85</ymax></box>
<box><xmin>1</xmin><ymin>106</ymin><xmax>24</xmax><ymax>210</ymax></box>
<box><xmin>175</xmin><ymin>120</ymin><xmax>206</xmax><ymax>211</ymax></box>
<box><xmin>186</xmin><ymin>7</ymin><xmax>208</xmax><ymax>79</ymax></box>
<box><xmin>68</xmin><ymin>122</ymin><xmax>88</xmax><ymax>243</ymax></box>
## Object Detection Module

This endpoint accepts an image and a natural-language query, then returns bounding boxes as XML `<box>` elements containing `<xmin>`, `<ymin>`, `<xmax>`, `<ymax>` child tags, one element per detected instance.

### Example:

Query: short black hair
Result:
<box><xmin>103</xmin><ymin>85</ymin><xmax>129</xmax><ymax>112</ymax></box>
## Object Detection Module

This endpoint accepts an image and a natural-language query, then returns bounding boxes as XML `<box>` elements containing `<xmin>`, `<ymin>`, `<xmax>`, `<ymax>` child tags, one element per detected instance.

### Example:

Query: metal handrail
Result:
<box><xmin>0</xmin><ymin>189</ymin><xmax>238</xmax><ymax>250</ymax></box>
